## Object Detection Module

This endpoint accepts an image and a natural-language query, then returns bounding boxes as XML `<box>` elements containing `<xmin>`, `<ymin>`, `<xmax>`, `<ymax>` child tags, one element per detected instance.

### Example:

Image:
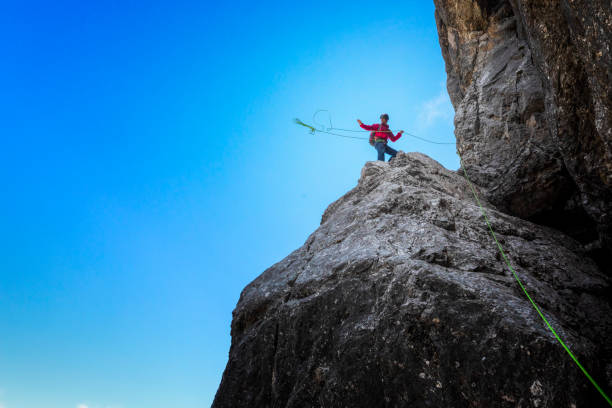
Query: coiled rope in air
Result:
<box><xmin>293</xmin><ymin>110</ymin><xmax>612</xmax><ymax>406</ymax></box>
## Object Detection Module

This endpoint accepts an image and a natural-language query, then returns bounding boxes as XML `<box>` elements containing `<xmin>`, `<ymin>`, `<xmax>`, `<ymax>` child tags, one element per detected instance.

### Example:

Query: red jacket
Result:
<box><xmin>359</xmin><ymin>122</ymin><xmax>402</xmax><ymax>142</ymax></box>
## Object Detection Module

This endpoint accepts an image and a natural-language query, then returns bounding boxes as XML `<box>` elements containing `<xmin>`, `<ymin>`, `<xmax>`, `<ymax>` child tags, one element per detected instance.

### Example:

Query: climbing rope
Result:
<box><xmin>294</xmin><ymin>118</ymin><xmax>370</xmax><ymax>140</ymax></box>
<box><xmin>308</xmin><ymin>109</ymin><xmax>456</xmax><ymax>145</ymax></box>
<box><xmin>293</xmin><ymin>112</ymin><xmax>612</xmax><ymax>406</ymax></box>
<box><xmin>460</xmin><ymin>160</ymin><xmax>612</xmax><ymax>406</ymax></box>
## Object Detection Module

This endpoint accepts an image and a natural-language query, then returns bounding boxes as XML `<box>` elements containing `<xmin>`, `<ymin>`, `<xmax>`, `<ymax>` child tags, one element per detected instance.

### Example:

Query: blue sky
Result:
<box><xmin>0</xmin><ymin>1</ymin><xmax>456</xmax><ymax>407</ymax></box>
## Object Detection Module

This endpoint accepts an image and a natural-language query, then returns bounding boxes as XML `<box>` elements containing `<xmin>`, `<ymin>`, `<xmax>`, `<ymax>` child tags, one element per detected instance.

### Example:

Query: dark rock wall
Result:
<box><xmin>212</xmin><ymin>3</ymin><xmax>612</xmax><ymax>406</ymax></box>
<box><xmin>434</xmin><ymin>0</ymin><xmax>612</xmax><ymax>269</ymax></box>
<box><xmin>212</xmin><ymin>154</ymin><xmax>612</xmax><ymax>408</ymax></box>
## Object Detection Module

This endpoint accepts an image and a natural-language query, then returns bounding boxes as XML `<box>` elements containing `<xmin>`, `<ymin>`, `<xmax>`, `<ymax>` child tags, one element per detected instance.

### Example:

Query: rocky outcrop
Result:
<box><xmin>213</xmin><ymin>153</ymin><xmax>612</xmax><ymax>407</ymax></box>
<box><xmin>433</xmin><ymin>0</ymin><xmax>612</xmax><ymax>270</ymax></box>
<box><xmin>212</xmin><ymin>3</ymin><xmax>612</xmax><ymax>405</ymax></box>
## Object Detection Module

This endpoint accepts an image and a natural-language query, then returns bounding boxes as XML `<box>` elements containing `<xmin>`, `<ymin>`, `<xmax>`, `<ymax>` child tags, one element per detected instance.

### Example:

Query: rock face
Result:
<box><xmin>213</xmin><ymin>153</ymin><xmax>612</xmax><ymax>407</ymax></box>
<box><xmin>433</xmin><ymin>0</ymin><xmax>612</xmax><ymax>269</ymax></box>
<box><xmin>213</xmin><ymin>3</ymin><xmax>612</xmax><ymax>405</ymax></box>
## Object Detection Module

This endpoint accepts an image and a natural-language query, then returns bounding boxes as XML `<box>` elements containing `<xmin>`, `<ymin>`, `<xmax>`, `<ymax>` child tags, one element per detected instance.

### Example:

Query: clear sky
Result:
<box><xmin>0</xmin><ymin>1</ymin><xmax>456</xmax><ymax>407</ymax></box>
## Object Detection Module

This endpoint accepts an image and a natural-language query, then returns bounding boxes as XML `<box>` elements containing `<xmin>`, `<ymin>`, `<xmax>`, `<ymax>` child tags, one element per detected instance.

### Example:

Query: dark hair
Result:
<box><xmin>380</xmin><ymin>113</ymin><xmax>389</xmax><ymax>121</ymax></box>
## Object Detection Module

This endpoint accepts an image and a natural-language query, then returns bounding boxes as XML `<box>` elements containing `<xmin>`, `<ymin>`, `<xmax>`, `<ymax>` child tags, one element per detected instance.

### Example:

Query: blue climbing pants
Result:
<box><xmin>374</xmin><ymin>142</ymin><xmax>397</xmax><ymax>162</ymax></box>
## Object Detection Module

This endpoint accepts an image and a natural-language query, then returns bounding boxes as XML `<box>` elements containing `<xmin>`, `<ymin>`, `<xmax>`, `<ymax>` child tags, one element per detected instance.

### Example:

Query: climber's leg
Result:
<box><xmin>375</xmin><ymin>142</ymin><xmax>386</xmax><ymax>161</ymax></box>
<box><xmin>385</xmin><ymin>145</ymin><xmax>398</xmax><ymax>162</ymax></box>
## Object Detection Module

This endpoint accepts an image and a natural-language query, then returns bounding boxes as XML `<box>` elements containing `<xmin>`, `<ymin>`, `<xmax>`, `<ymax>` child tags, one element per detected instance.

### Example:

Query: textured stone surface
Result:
<box><xmin>434</xmin><ymin>0</ymin><xmax>612</xmax><ymax>268</ymax></box>
<box><xmin>213</xmin><ymin>153</ymin><xmax>612</xmax><ymax>407</ymax></box>
<box><xmin>213</xmin><ymin>3</ymin><xmax>612</xmax><ymax>405</ymax></box>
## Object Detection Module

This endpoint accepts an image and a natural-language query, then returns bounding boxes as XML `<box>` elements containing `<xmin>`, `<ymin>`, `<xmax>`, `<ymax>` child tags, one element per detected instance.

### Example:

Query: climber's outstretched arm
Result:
<box><xmin>357</xmin><ymin>119</ymin><xmax>375</xmax><ymax>131</ymax></box>
<box><xmin>389</xmin><ymin>130</ymin><xmax>404</xmax><ymax>142</ymax></box>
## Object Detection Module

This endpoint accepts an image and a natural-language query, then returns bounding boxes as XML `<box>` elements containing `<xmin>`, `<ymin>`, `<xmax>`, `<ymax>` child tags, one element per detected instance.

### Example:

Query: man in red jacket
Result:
<box><xmin>357</xmin><ymin>113</ymin><xmax>404</xmax><ymax>162</ymax></box>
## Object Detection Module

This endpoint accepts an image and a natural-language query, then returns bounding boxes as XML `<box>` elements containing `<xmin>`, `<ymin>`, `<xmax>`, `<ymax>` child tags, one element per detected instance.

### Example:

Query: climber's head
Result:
<box><xmin>380</xmin><ymin>113</ymin><xmax>389</xmax><ymax>125</ymax></box>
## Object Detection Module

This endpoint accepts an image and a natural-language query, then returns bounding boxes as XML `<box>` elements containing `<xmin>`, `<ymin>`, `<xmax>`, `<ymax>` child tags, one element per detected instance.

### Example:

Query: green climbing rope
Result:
<box><xmin>459</xmin><ymin>156</ymin><xmax>612</xmax><ymax>406</ymax></box>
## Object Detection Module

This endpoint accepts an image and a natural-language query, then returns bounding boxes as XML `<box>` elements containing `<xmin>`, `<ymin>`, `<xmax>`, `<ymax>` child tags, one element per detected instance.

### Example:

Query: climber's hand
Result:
<box><xmin>399</xmin><ymin>130</ymin><xmax>404</xmax><ymax>134</ymax></box>
<box><xmin>357</xmin><ymin>119</ymin><xmax>362</xmax><ymax>125</ymax></box>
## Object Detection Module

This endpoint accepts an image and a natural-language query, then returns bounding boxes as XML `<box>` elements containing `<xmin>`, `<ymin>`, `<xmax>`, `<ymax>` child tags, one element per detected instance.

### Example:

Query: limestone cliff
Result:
<box><xmin>434</xmin><ymin>0</ymin><xmax>612</xmax><ymax>271</ymax></box>
<box><xmin>212</xmin><ymin>2</ymin><xmax>612</xmax><ymax>406</ymax></box>
<box><xmin>212</xmin><ymin>153</ymin><xmax>612</xmax><ymax>407</ymax></box>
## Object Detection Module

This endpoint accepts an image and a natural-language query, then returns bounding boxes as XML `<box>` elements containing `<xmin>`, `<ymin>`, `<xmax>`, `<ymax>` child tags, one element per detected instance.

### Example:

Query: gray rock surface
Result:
<box><xmin>434</xmin><ymin>0</ymin><xmax>612</xmax><ymax>269</ymax></box>
<box><xmin>213</xmin><ymin>3</ymin><xmax>612</xmax><ymax>405</ymax></box>
<box><xmin>212</xmin><ymin>153</ymin><xmax>612</xmax><ymax>407</ymax></box>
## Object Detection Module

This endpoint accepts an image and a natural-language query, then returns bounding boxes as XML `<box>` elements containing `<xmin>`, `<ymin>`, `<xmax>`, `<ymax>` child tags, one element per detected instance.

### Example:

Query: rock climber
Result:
<box><xmin>357</xmin><ymin>114</ymin><xmax>404</xmax><ymax>162</ymax></box>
